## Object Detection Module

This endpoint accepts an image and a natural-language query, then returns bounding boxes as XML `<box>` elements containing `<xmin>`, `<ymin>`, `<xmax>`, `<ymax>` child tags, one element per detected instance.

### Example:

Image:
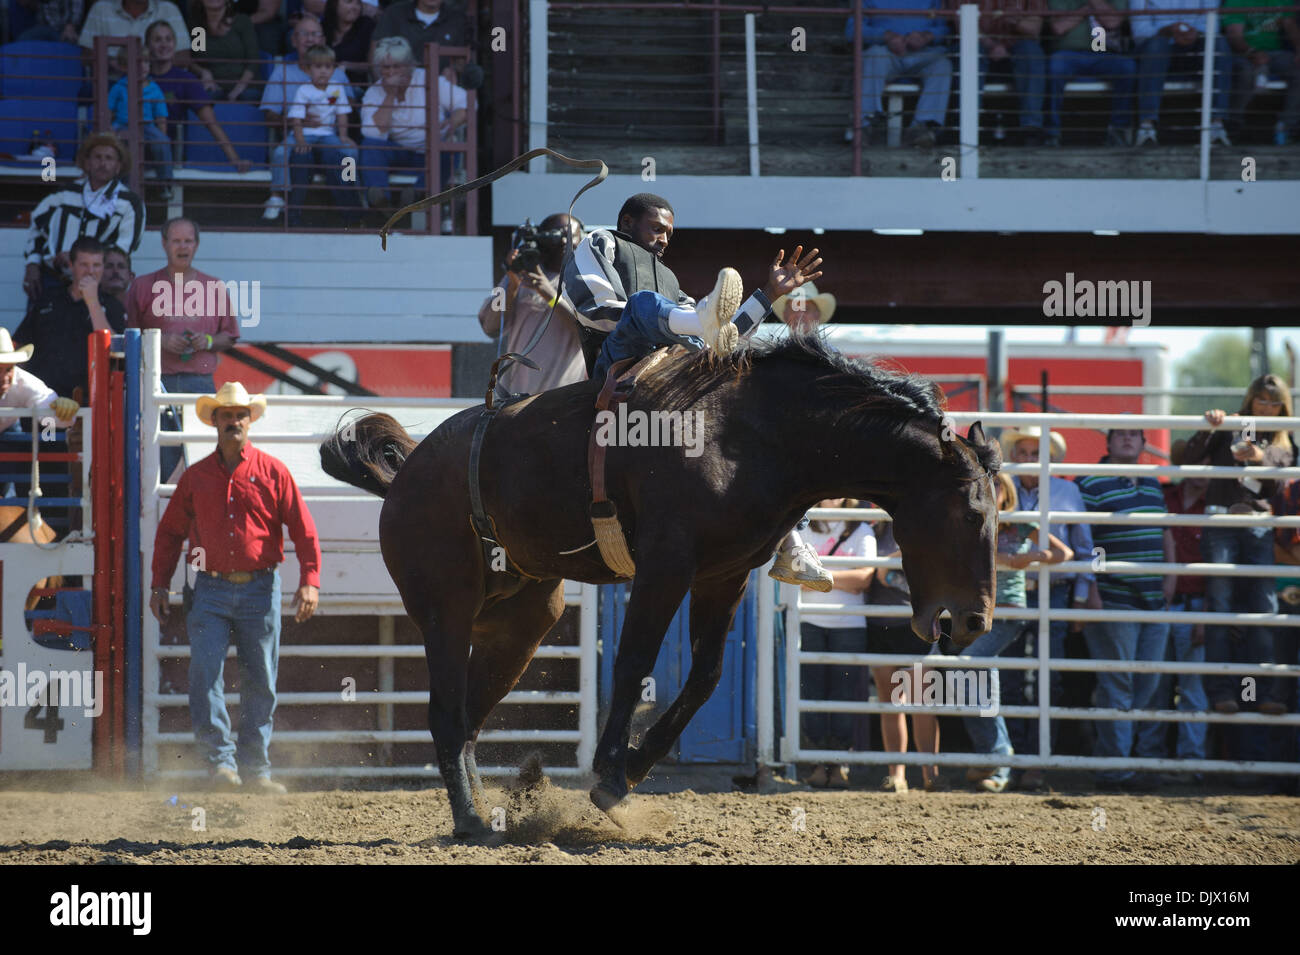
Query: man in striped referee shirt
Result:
<box><xmin>22</xmin><ymin>132</ymin><xmax>145</xmax><ymax>304</ymax></box>
<box><xmin>562</xmin><ymin>192</ymin><xmax>833</xmax><ymax>589</ymax></box>
<box><xmin>1078</xmin><ymin>425</ymin><xmax>1176</xmax><ymax>789</ymax></box>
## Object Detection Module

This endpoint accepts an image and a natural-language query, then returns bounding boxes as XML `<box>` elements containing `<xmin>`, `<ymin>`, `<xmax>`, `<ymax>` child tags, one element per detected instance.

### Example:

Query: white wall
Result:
<box><xmin>1</xmin><ymin>229</ymin><xmax>494</xmax><ymax>343</ymax></box>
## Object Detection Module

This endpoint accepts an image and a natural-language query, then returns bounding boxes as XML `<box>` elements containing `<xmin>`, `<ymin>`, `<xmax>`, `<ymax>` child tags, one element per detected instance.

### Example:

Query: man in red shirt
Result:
<box><xmin>149</xmin><ymin>381</ymin><xmax>320</xmax><ymax>793</ymax></box>
<box><xmin>126</xmin><ymin>216</ymin><xmax>241</xmax><ymax>481</ymax></box>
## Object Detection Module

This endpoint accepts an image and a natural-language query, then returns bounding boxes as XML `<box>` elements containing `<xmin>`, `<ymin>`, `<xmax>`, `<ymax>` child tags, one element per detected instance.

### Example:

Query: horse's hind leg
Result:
<box><xmin>626</xmin><ymin>569</ymin><xmax>750</xmax><ymax>787</ymax></box>
<box><xmin>464</xmin><ymin>579</ymin><xmax>566</xmax><ymax>808</ymax></box>
<box><xmin>591</xmin><ymin>565</ymin><xmax>693</xmax><ymax>814</ymax></box>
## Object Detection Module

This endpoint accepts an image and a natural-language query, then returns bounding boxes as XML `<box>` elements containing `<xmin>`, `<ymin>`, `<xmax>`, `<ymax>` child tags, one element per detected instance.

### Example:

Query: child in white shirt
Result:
<box><xmin>285</xmin><ymin>45</ymin><xmax>362</xmax><ymax>226</ymax></box>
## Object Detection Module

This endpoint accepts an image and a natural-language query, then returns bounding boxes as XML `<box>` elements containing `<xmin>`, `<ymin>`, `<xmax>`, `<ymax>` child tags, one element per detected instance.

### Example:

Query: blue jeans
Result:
<box><xmin>983</xmin><ymin>40</ymin><xmax>1045</xmax><ymax>129</ymax></box>
<box><xmin>115</xmin><ymin>122</ymin><xmax>173</xmax><ymax>181</ymax></box>
<box><xmin>1084</xmin><ymin>615</ymin><xmax>1170</xmax><ymax>781</ymax></box>
<box><xmin>799</xmin><ymin>622</ymin><xmax>868</xmax><ymax>751</ymax></box>
<box><xmin>593</xmin><ymin>290</ymin><xmax>706</xmax><ymax>380</ymax></box>
<box><xmin>960</xmin><ymin>617</ymin><xmax>1023</xmax><ymax>783</ymax></box>
<box><xmin>187</xmin><ymin>570</ymin><xmax>282</xmax><ymax>777</ymax></box>
<box><xmin>1136</xmin><ymin>593</ymin><xmax>1208</xmax><ymax>761</ymax></box>
<box><xmin>860</xmin><ymin>44</ymin><xmax>953</xmax><ymax>126</ymax></box>
<box><xmin>1136</xmin><ymin>33</ymin><xmax>1230</xmax><ymax>125</ymax></box>
<box><xmin>159</xmin><ymin>372</ymin><xmax>215</xmax><ymax>483</ymax></box>
<box><xmin>1201</xmin><ymin>525</ymin><xmax>1276</xmax><ymax>706</ymax></box>
<box><xmin>359</xmin><ymin>136</ymin><xmax>456</xmax><ymax>192</ymax></box>
<box><xmin>1002</xmin><ymin>582</ymin><xmax>1070</xmax><ymax>756</ymax></box>
<box><xmin>1046</xmin><ymin>50</ymin><xmax>1136</xmax><ymax>133</ymax></box>
<box><xmin>288</xmin><ymin>132</ymin><xmax>362</xmax><ymax>224</ymax></box>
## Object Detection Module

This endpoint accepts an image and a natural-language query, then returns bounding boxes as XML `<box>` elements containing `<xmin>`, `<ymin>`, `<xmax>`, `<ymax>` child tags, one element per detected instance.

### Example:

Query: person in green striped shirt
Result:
<box><xmin>1221</xmin><ymin>0</ymin><xmax>1300</xmax><ymax>143</ymax></box>
<box><xmin>1078</xmin><ymin>426</ymin><xmax>1176</xmax><ymax>789</ymax></box>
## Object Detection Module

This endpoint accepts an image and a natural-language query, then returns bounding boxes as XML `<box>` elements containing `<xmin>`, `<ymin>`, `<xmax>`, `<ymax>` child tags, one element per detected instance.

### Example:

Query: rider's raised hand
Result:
<box><xmin>764</xmin><ymin>245</ymin><xmax>824</xmax><ymax>303</ymax></box>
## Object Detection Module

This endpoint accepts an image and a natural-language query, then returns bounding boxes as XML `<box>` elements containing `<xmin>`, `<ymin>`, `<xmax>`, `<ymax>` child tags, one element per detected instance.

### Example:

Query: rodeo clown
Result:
<box><xmin>563</xmin><ymin>192</ymin><xmax>833</xmax><ymax>590</ymax></box>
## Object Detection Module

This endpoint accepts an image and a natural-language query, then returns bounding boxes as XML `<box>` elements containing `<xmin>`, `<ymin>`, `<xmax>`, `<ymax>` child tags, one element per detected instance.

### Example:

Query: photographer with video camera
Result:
<box><xmin>477</xmin><ymin>213</ymin><xmax>586</xmax><ymax>395</ymax></box>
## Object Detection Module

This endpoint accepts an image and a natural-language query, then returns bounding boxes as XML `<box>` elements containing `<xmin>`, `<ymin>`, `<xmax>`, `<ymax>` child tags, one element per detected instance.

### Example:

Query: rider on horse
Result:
<box><xmin>562</xmin><ymin>191</ymin><xmax>834</xmax><ymax>591</ymax></box>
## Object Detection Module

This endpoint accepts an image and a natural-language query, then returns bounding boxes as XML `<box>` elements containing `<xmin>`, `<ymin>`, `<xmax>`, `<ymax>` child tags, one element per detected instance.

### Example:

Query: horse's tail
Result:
<box><xmin>319</xmin><ymin>412</ymin><xmax>418</xmax><ymax>499</ymax></box>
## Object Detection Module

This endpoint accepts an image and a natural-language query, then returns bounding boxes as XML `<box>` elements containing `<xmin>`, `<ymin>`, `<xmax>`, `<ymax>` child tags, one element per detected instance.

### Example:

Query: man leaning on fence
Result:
<box><xmin>149</xmin><ymin>382</ymin><xmax>320</xmax><ymax>794</ymax></box>
<box><xmin>1077</xmin><ymin>425</ymin><xmax>1175</xmax><ymax>791</ymax></box>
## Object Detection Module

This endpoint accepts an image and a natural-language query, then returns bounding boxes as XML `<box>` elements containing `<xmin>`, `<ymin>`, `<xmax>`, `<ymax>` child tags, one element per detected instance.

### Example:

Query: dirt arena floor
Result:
<box><xmin>1</xmin><ymin>766</ymin><xmax>1297</xmax><ymax>864</ymax></box>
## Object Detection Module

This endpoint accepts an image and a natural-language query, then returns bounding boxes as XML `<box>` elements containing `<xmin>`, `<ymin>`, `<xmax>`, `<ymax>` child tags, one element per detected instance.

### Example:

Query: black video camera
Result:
<box><xmin>508</xmin><ymin>218</ymin><xmax>568</xmax><ymax>273</ymax></box>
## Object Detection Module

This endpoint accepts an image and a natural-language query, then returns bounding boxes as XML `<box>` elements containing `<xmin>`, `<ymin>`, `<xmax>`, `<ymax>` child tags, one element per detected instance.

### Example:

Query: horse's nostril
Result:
<box><xmin>966</xmin><ymin>614</ymin><xmax>987</xmax><ymax>633</ymax></box>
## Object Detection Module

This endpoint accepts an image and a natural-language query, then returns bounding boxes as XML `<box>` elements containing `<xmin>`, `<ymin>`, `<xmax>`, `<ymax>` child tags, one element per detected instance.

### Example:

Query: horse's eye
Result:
<box><xmin>965</xmin><ymin>512</ymin><xmax>981</xmax><ymax>525</ymax></box>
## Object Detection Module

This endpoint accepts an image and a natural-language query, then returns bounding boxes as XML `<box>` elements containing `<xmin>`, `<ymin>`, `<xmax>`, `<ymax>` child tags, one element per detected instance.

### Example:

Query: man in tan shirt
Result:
<box><xmin>477</xmin><ymin>213</ymin><xmax>587</xmax><ymax>395</ymax></box>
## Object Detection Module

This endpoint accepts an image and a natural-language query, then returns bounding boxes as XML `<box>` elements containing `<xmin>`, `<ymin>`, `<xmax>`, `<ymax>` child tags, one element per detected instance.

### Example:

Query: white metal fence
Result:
<box><xmin>138</xmin><ymin>331</ymin><xmax>598</xmax><ymax>780</ymax></box>
<box><xmin>759</xmin><ymin>410</ymin><xmax>1300</xmax><ymax>779</ymax></box>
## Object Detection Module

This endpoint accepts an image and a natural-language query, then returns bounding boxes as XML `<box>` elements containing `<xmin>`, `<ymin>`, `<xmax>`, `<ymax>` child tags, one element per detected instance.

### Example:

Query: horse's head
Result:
<box><xmin>886</xmin><ymin>420</ymin><xmax>1001</xmax><ymax>648</ymax></box>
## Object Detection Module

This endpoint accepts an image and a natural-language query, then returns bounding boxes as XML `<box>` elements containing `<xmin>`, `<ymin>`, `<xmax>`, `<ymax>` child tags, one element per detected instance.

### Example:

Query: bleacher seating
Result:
<box><xmin>180</xmin><ymin>101</ymin><xmax>266</xmax><ymax>171</ymax></box>
<box><xmin>0</xmin><ymin>40</ymin><xmax>83</xmax><ymax>101</ymax></box>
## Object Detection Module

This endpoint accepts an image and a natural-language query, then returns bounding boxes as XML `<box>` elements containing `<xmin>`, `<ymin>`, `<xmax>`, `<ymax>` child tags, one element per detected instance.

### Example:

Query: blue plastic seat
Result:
<box><xmin>0</xmin><ymin>40</ymin><xmax>84</xmax><ymax>103</ymax></box>
<box><xmin>0</xmin><ymin>97</ymin><xmax>79</xmax><ymax>161</ymax></box>
<box><xmin>180</xmin><ymin>101</ymin><xmax>266</xmax><ymax>170</ymax></box>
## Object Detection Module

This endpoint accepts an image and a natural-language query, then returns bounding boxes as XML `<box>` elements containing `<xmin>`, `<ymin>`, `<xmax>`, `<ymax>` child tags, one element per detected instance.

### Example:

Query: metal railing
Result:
<box><xmin>759</xmin><ymin>409</ymin><xmax>1300</xmax><ymax>780</ymax></box>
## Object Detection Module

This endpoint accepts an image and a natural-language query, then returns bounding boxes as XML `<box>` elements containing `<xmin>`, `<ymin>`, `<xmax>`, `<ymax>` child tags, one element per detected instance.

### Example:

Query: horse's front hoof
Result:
<box><xmin>453</xmin><ymin>815</ymin><xmax>492</xmax><ymax>840</ymax></box>
<box><xmin>589</xmin><ymin>782</ymin><xmax>626</xmax><ymax>816</ymax></box>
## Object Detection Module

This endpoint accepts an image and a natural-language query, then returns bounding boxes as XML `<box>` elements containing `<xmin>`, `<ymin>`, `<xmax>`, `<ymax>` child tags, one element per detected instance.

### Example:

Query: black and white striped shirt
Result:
<box><xmin>23</xmin><ymin>181</ymin><xmax>146</xmax><ymax>267</ymax></box>
<box><xmin>563</xmin><ymin>228</ymin><xmax>771</xmax><ymax>335</ymax></box>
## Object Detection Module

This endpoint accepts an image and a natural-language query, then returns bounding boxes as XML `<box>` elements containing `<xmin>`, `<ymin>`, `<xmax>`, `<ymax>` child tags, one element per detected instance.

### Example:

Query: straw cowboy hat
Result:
<box><xmin>196</xmin><ymin>381</ymin><xmax>266</xmax><ymax>426</ymax></box>
<box><xmin>772</xmin><ymin>281</ymin><xmax>836</xmax><ymax>324</ymax></box>
<box><xmin>0</xmin><ymin>328</ymin><xmax>34</xmax><ymax>364</ymax></box>
<box><xmin>1000</xmin><ymin>425</ymin><xmax>1067</xmax><ymax>462</ymax></box>
<box><xmin>76</xmin><ymin>131</ymin><xmax>131</xmax><ymax>175</ymax></box>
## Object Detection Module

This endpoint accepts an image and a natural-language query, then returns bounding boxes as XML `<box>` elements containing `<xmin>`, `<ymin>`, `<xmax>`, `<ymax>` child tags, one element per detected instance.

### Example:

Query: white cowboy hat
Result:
<box><xmin>0</xmin><ymin>328</ymin><xmax>34</xmax><ymax>364</ymax></box>
<box><xmin>772</xmin><ymin>281</ymin><xmax>836</xmax><ymax>324</ymax></box>
<box><xmin>1000</xmin><ymin>425</ymin><xmax>1067</xmax><ymax>462</ymax></box>
<box><xmin>196</xmin><ymin>381</ymin><xmax>267</xmax><ymax>426</ymax></box>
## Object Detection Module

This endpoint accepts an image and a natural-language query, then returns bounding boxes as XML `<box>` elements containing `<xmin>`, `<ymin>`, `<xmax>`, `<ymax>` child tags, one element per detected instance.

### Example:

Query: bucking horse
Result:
<box><xmin>320</xmin><ymin>334</ymin><xmax>1001</xmax><ymax>837</ymax></box>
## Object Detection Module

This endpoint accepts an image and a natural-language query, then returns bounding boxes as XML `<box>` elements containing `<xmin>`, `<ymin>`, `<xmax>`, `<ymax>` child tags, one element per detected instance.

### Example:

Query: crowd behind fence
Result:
<box><xmin>767</xmin><ymin>408</ymin><xmax>1300</xmax><ymax>793</ymax></box>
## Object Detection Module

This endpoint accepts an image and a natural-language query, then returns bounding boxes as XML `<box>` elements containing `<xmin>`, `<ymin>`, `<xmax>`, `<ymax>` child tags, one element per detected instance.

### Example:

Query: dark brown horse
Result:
<box><xmin>320</xmin><ymin>335</ymin><xmax>1001</xmax><ymax>837</ymax></box>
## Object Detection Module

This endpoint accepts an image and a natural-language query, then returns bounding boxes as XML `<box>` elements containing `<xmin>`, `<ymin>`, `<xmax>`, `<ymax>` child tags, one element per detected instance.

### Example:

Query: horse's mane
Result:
<box><xmin>636</xmin><ymin>332</ymin><xmax>999</xmax><ymax>473</ymax></box>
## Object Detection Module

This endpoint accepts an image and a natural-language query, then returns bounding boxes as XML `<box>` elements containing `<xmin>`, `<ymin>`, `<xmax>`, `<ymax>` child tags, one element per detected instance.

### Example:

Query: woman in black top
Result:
<box><xmin>324</xmin><ymin>0</ymin><xmax>377</xmax><ymax>89</ymax></box>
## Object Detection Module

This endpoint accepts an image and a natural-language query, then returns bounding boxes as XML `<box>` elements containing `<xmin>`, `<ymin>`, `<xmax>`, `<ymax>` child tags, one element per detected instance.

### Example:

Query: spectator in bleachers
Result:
<box><xmin>80</xmin><ymin>0</ymin><xmax>191</xmax><ymax>69</ymax></box>
<box><xmin>1184</xmin><ymin>376</ymin><xmax>1293</xmax><ymax>772</ymax></box>
<box><xmin>325</xmin><ymin>0</ymin><xmax>377</xmax><ymax>88</ymax></box>
<box><xmin>360</xmin><ymin>35</ymin><xmax>465</xmax><ymax>210</ymax></box>
<box><xmin>798</xmin><ymin>499</ymin><xmax>876</xmax><ymax>789</ymax></box>
<box><xmin>1078</xmin><ymin>425</ymin><xmax>1176</xmax><ymax>790</ymax></box>
<box><xmin>372</xmin><ymin>0</ymin><xmax>468</xmax><ymax>72</ymax></box>
<box><xmin>975</xmin><ymin>0</ymin><xmax>1048</xmax><ymax>144</ymax></box>
<box><xmin>1130</xmin><ymin>0</ymin><xmax>1232</xmax><ymax>145</ymax></box>
<box><xmin>866</xmin><ymin>508</ymin><xmax>944</xmax><ymax>792</ymax></box>
<box><xmin>15</xmin><ymin>0</ymin><xmax>83</xmax><ymax>43</ymax></box>
<box><xmin>1222</xmin><ymin>0</ymin><xmax>1300</xmax><ymax>144</ymax></box>
<box><xmin>961</xmin><ymin>471</ymin><xmax>1072</xmax><ymax>792</ymax></box>
<box><xmin>0</xmin><ymin>330</ymin><xmax>81</xmax><ymax>433</ymax></box>
<box><xmin>771</xmin><ymin>281</ymin><xmax>836</xmax><ymax>333</ymax></box>
<box><xmin>22</xmin><ymin>132</ymin><xmax>145</xmax><ymax>303</ymax></box>
<box><xmin>102</xmin><ymin>245</ymin><xmax>135</xmax><ymax>308</ymax></box>
<box><xmin>229</xmin><ymin>0</ymin><xmax>286</xmax><ymax>57</ymax></box>
<box><xmin>258</xmin><ymin>14</ymin><xmax>350</xmax><ymax>220</ymax></box>
<box><xmin>1044</xmin><ymin>0</ymin><xmax>1137</xmax><ymax>146</ymax></box>
<box><xmin>1136</xmin><ymin>438</ymin><xmax>1208</xmax><ymax>781</ymax></box>
<box><xmin>477</xmin><ymin>213</ymin><xmax>585</xmax><ymax>395</ymax></box>
<box><xmin>998</xmin><ymin>426</ymin><xmax>1093</xmax><ymax>789</ymax></box>
<box><xmin>109</xmin><ymin>49</ymin><xmax>174</xmax><ymax>197</ymax></box>
<box><xmin>844</xmin><ymin>0</ymin><xmax>953</xmax><ymax>148</ymax></box>
<box><xmin>147</xmin><ymin>19</ymin><xmax>253</xmax><ymax>172</ymax></box>
<box><xmin>188</xmin><ymin>0</ymin><xmax>261</xmax><ymax>101</ymax></box>
<box><xmin>287</xmin><ymin>44</ymin><xmax>362</xmax><ymax>226</ymax></box>
<box><xmin>14</xmin><ymin>236</ymin><xmax>126</xmax><ymax>402</ymax></box>
<box><xmin>125</xmin><ymin>216</ymin><xmax>241</xmax><ymax>479</ymax></box>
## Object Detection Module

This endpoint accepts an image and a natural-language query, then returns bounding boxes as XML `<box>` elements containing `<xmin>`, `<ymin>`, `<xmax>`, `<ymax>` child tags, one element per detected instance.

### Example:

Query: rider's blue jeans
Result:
<box><xmin>593</xmin><ymin>290</ymin><xmax>704</xmax><ymax>380</ymax></box>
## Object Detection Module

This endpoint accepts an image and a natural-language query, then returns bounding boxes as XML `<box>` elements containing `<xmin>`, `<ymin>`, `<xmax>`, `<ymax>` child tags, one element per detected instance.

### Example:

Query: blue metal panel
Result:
<box><xmin>598</xmin><ymin>571</ymin><xmax>758</xmax><ymax>764</ymax></box>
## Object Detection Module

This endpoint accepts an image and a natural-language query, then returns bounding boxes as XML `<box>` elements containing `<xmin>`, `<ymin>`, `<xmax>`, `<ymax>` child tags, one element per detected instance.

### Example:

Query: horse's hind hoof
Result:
<box><xmin>453</xmin><ymin>816</ymin><xmax>492</xmax><ymax>840</ymax></box>
<box><xmin>589</xmin><ymin>782</ymin><xmax>626</xmax><ymax>817</ymax></box>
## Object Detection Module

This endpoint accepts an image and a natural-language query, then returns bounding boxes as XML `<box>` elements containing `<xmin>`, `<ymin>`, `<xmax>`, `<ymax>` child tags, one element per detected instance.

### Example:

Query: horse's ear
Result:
<box><xmin>969</xmin><ymin>420</ymin><xmax>987</xmax><ymax>447</ymax></box>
